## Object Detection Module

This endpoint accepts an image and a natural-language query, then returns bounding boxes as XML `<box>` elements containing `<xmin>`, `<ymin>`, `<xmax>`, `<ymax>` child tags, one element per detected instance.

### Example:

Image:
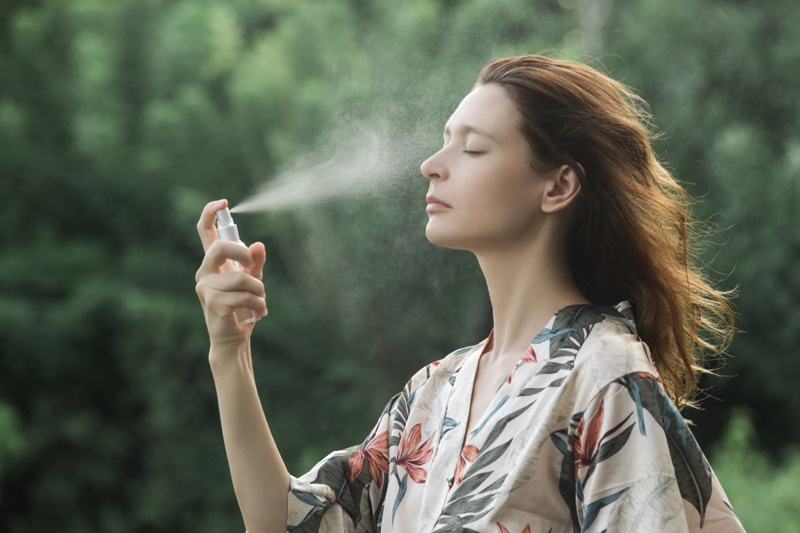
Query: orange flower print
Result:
<box><xmin>633</xmin><ymin>370</ymin><xmax>661</xmax><ymax>384</ymax></box>
<box><xmin>453</xmin><ymin>444</ymin><xmax>480</xmax><ymax>485</ymax></box>
<box><xmin>573</xmin><ymin>400</ymin><xmax>632</xmax><ymax>473</ymax></box>
<box><xmin>347</xmin><ymin>430</ymin><xmax>389</xmax><ymax>489</ymax></box>
<box><xmin>496</xmin><ymin>523</ymin><xmax>535</xmax><ymax>533</ymax></box>
<box><xmin>396</xmin><ymin>423</ymin><xmax>435</xmax><ymax>483</ymax></box>
<box><xmin>506</xmin><ymin>345</ymin><xmax>538</xmax><ymax>383</ymax></box>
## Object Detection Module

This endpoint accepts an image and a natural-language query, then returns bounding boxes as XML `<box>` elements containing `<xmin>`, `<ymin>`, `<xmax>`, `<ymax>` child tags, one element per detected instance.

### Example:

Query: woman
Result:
<box><xmin>195</xmin><ymin>55</ymin><xmax>745</xmax><ymax>532</ymax></box>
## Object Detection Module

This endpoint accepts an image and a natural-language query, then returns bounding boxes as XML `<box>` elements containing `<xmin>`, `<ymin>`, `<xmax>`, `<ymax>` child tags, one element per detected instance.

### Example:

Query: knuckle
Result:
<box><xmin>205</xmin><ymin>292</ymin><xmax>221</xmax><ymax>310</ymax></box>
<box><xmin>207</xmin><ymin>240</ymin><xmax>222</xmax><ymax>254</ymax></box>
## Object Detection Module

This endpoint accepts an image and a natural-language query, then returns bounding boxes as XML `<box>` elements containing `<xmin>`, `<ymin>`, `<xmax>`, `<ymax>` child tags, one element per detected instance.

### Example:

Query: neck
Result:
<box><xmin>475</xmin><ymin>234</ymin><xmax>589</xmax><ymax>361</ymax></box>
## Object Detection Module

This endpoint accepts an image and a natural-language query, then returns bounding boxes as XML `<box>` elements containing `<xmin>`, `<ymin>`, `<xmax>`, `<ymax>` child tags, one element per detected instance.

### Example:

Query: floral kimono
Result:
<box><xmin>286</xmin><ymin>302</ymin><xmax>744</xmax><ymax>532</ymax></box>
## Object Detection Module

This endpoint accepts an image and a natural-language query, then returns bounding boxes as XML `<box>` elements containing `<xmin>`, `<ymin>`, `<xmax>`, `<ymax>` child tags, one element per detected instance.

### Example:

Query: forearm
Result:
<box><xmin>210</xmin><ymin>344</ymin><xmax>290</xmax><ymax>533</ymax></box>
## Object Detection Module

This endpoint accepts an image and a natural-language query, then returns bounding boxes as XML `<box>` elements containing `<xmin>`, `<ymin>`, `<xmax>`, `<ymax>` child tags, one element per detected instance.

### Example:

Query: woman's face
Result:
<box><xmin>421</xmin><ymin>83</ymin><xmax>548</xmax><ymax>253</ymax></box>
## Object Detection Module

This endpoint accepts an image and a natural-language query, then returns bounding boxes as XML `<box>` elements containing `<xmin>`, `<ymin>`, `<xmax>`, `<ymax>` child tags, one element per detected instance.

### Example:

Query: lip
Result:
<box><xmin>426</xmin><ymin>195</ymin><xmax>452</xmax><ymax>213</ymax></box>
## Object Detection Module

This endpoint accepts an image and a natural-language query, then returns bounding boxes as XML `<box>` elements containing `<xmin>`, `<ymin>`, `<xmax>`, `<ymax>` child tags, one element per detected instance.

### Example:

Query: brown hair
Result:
<box><xmin>477</xmin><ymin>55</ymin><xmax>734</xmax><ymax>410</ymax></box>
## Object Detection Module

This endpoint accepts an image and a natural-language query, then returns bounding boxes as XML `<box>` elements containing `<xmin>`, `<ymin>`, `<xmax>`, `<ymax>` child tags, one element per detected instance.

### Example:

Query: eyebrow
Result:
<box><xmin>443</xmin><ymin>124</ymin><xmax>497</xmax><ymax>141</ymax></box>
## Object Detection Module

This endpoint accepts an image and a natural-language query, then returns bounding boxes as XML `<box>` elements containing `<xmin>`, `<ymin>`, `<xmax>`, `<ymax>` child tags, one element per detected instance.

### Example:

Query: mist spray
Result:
<box><xmin>216</xmin><ymin>207</ymin><xmax>259</xmax><ymax>325</ymax></box>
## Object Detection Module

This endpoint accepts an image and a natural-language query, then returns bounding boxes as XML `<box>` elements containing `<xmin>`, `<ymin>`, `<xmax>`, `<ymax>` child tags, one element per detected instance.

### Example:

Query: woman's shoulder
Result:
<box><xmin>573</xmin><ymin>301</ymin><xmax>661</xmax><ymax>391</ymax></box>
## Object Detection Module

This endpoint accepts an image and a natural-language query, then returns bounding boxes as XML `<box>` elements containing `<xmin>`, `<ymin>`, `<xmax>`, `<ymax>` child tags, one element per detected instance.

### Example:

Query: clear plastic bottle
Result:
<box><xmin>216</xmin><ymin>207</ymin><xmax>259</xmax><ymax>325</ymax></box>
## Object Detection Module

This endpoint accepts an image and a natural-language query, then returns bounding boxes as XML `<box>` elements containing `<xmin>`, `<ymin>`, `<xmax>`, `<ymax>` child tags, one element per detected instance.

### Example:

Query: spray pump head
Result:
<box><xmin>216</xmin><ymin>207</ymin><xmax>241</xmax><ymax>242</ymax></box>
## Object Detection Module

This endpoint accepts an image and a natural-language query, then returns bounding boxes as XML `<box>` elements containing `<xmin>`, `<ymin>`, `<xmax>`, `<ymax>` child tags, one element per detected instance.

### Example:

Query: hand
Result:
<box><xmin>195</xmin><ymin>199</ymin><xmax>268</xmax><ymax>349</ymax></box>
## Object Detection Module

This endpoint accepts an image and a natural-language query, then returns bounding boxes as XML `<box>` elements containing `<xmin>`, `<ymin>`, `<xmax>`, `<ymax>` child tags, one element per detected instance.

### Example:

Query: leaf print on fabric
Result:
<box><xmin>389</xmin><ymin>389</ymin><xmax>410</xmax><ymax>446</ymax></box>
<box><xmin>518</xmin><ymin>376</ymin><xmax>566</xmax><ymax>397</ymax></box>
<box><xmin>573</xmin><ymin>399</ymin><xmax>635</xmax><ymax>485</ymax></box>
<box><xmin>296</xmin><ymin>452</ymin><xmax>365</xmax><ymax>531</ymax></box>
<box><xmin>600</xmin><ymin>312</ymin><xmax>637</xmax><ymax>334</ymax></box>
<box><xmin>441</xmin><ymin>416</ymin><xmax>459</xmax><ymax>438</ymax></box>
<box><xmin>621</xmin><ymin>372</ymin><xmax>659</xmax><ymax>436</ymax></box>
<box><xmin>483</xmin><ymin>403</ymin><xmax>528</xmax><ymax>448</ymax></box>
<box><xmin>290</xmin><ymin>487</ymin><xmax>328</xmax><ymax>509</ymax></box>
<box><xmin>346</xmin><ymin>430</ymin><xmax>389</xmax><ymax>489</ymax></box>
<box><xmin>617</xmin><ymin>373</ymin><xmax>713</xmax><ymax>526</ymax></box>
<box><xmin>532</xmin><ymin>327</ymin><xmax>577</xmax><ymax>344</ymax></box>
<box><xmin>537</xmin><ymin>360</ymin><xmax>575</xmax><ymax>375</ymax></box>
<box><xmin>434</xmin><ymin>441</ymin><xmax>512</xmax><ymax>530</ymax></box>
<box><xmin>548</xmin><ymin>304</ymin><xmax>622</xmax><ymax>360</ymax></box>
<box><xmin>454</xmin><ymin>444</ymin><xmax>480</xmax><ymax>485</ymax></box>
<box><xmin>391</xmin><ymin>473</ymin><xmax>408</xmax><ymax>524</ymax></box>
<box><xmin>611</xmin><ymin>455</ymin><xmax>689</xmax><ymax>532</ymax></box>
<box><xmin>433</xmin><ymin>514</ymin><xmax>465</xmax><ymax>533</ymax></box>
<box><xmin>433</xmin><ymin>485</ymin><xmax>505</xmax><ymax>531</ymax></box>
<box><xmin>470</xmin><ymin>395</ymin><xmax>509</xmax><ymax>439</ymax></box>
<box><xmin>581</xmin><ymin>488</ymin><xmax>628</xmax><ymax>531</ymax></box>
<box><xmin>506</xmin><ymin>346</ymin><xmax>537</xmax><ymax>383</ymax></box>
<box><xmin>550</xmin><ymin>421</ymin><xmax>580</xmax><ymax>528</ymax></box>
<box><xmin>632</xmin><ymin>370</ymin><xmax>661</xmax><ymax>384</ymax></box>
<box><xmin>396</xmin><ymin>423</ymin><xmax>434</xmax><ymax>483</ymax></box>
<box><xmin>496</xmin><ymin>523</ymin><xmax>532</xmax><ymax>533</ymax></box>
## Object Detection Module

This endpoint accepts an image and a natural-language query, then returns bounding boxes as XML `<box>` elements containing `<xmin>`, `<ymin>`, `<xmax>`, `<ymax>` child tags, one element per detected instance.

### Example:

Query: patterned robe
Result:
<box><xmin>286</xmin><ymin>302</ymin><xmax>744</xmax><ymax>532</ymax></box>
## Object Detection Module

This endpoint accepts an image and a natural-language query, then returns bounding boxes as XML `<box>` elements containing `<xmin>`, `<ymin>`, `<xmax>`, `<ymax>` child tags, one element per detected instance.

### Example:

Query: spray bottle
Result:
<box><xmin>216</xmin><ymin>207</ymin><xmax>259</xmax><ymax>325</ymax></box>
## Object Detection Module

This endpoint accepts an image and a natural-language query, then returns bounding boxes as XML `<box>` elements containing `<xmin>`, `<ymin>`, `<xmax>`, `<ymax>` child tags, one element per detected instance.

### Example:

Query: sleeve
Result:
<box><xmin>565</xmin><ymin>372</ymin><xmax>746</xmax><ymax>533</ymax></box>
<box><xmin>286</xmin><ymin>393</ymin><xmax>398</xmax><ymax>533</ymax></box>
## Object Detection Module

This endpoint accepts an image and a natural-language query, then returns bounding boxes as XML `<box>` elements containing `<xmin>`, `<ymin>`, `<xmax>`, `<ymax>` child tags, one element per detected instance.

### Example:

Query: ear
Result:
<box><xmin>541</xmin><ymin>164</ymin><xmax>582</xmax><ymax>214</ymax></box>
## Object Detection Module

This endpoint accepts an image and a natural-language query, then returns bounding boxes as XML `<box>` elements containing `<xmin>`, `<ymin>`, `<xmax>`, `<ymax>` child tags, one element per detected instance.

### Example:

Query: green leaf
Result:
<box><xmin>618</xmin><ymin>375</ymin><xmax>712</xmax><ymax>525</ymax></box>
<box><xmin>584</xmin><ymin>423</ymin><xmax>635</xmax><ymax>485</ymax></box>
<box><xmin>392</xmin><ymin>473</ymin><xmax>408</xmax><ymax>524</ymax></box>
<box><xmin>481</xmin><ymin>405</ymin><xmax>527</xmax><ymax>452</ymax></box>
<box><xmin>582</xmin><ymin>488</ymin><xmax>628</xmax><ymax>531</ymax></box>
<box><xmin>519</xmin><ymin>376</ymin><xmax>565</xmax><ymax>396</ymax></box>
<box><xmin>450</xmin><ymin>472</ymin><xmax>491</xmax><ymax>501</ymax></box>
<box><xmin>462</xmin><ymin>440</ymin><xmax>512</xmax><ymax>483</ymax></box>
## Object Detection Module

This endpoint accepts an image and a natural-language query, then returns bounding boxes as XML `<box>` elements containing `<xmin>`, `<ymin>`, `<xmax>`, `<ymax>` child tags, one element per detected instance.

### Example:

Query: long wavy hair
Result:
<box><xmin>477</xmin><ymin>55</ymin><xmax>735</xmax><ymax>410</ymax></box>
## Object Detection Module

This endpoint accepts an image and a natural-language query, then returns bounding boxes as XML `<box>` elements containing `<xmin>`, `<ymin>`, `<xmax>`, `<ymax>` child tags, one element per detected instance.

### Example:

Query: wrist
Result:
<box><xmin>209</xmin><ymin>341</ymin><xmax>252</xmax><ymax>374</ymax></box>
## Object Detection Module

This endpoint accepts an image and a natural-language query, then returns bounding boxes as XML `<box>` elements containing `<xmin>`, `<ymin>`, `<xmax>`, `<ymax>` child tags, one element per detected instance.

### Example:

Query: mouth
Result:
<box><xmin>426</xmin><ymin>195</ymin><xmax>451</xmax><ymax>213</ymax></box>
<box><xmin>426</xmin><ymin>195</ymin><xmax>451</xmax><ymax>208</ymax></box>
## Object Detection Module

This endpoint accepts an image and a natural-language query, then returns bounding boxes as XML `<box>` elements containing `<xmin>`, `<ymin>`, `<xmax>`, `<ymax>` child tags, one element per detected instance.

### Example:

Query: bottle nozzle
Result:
<box><xmin>216</xmin><ymin>207</ymin><xmax>241</xmax><ymax>242</ymax></box>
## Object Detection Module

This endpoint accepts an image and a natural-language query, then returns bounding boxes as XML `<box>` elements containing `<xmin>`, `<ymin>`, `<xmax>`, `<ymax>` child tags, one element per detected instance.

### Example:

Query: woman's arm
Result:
<box><xmin>210</xmin><ymin>343</ymin><xmax>289</xmax><ymax>533</ymax></box>
<box><xmin>195</xmin><ymin>199</ymin><xmax>289</xmax><ymax>533</ymax></box>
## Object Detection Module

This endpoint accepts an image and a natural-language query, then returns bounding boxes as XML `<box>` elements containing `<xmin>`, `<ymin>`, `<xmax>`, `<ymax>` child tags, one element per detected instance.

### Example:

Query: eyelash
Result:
<box><xmin>462</xmin><ymin>150</ymin><xmax>483</xmax><ymax>155</ymax></box>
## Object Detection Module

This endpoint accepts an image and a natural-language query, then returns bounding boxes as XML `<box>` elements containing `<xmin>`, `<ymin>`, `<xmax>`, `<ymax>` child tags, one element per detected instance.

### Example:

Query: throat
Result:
<box><xmin>463</xmin><ymin>346</ymin><xmax>521</xmax><ymax>438</ymax></box>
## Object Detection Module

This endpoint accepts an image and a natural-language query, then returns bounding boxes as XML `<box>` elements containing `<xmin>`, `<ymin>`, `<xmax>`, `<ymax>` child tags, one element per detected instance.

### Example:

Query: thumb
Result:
<box><xmin>248</xmin><ymin>242</ymin><xmax>267</xmax><ymax>280</ymax></box>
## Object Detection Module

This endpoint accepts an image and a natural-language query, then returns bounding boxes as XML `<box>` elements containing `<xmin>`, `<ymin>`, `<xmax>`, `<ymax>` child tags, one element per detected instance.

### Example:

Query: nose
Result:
<box><xmin>420</xmin><ymin>149</ymin><xmax>446</xmax><ymax>181</ymax></box>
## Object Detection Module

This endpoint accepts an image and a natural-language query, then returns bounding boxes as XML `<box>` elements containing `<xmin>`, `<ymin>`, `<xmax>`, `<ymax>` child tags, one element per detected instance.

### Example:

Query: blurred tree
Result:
<box><xmin>0</xmin><ymin>0</ymin><xmax>797</xmax><ymax>530</ymax></box>
<box><xmin>602</xmin><ymin>0</ymin><xmax>800</xmax><ymax>450</ymax></box>
<box><xmin>712</xmin><ymin>409</ymin><xmax>800</xmax><ymax>532</ymax></box>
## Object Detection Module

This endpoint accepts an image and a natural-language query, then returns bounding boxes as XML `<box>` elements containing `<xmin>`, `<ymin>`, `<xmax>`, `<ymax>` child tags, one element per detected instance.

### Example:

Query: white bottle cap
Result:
<box><xmin>216</xmin><ymin>207</ymin><xmax>241</xmax><ymax>242</ymax></box>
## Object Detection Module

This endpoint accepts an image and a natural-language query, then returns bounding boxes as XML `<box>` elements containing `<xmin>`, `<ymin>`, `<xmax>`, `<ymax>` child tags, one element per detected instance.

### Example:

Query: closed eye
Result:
<box><xmin>462</xmin><ymin>150</ymin><xmax>484</xmax><ymax>155</ymax></box>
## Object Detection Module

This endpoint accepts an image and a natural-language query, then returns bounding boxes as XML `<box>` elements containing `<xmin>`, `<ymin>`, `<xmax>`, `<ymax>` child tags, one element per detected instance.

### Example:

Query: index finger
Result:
<box><xmin>197</xmin><ymin>199</ymin><xmax>228</xmax><ymax>252</ymax></box>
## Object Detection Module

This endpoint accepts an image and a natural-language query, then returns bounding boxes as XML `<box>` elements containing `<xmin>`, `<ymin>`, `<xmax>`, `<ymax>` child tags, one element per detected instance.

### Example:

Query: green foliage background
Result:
<box><xmin>1</xmin><ymin>0</ymin><xmax>798</xmax><ymax>530</ymax></box>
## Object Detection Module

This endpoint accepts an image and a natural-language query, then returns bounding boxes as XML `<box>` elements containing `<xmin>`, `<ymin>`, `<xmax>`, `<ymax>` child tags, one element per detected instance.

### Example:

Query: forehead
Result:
<box><xmin>445</xmin><ymin>84</ymin><xmax>520</xmax><ymax>140</ymax></box>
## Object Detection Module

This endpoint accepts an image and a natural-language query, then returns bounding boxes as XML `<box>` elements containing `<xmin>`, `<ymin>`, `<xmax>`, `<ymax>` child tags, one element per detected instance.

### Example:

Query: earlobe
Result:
<box><xmin>541</xmin><ymin>164</ymin><xmax>582</xmax><ymax>213</ymax></box>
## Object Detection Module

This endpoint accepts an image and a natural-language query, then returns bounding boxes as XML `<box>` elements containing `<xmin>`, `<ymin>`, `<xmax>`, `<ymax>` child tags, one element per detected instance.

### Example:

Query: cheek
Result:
<box><xmin>462</xmin><ymin>184</ymin><xmax>538</xmax><ymax>236</ymax></box>
<box><xmin>483</xmin><ymin>172</ymin><xmax>543</xmax><ymax>231</ymax></box>
<box><xmin>479</xmin><ymin>168</ymin><xmax>539</xmax><ymax>212</ymax></box>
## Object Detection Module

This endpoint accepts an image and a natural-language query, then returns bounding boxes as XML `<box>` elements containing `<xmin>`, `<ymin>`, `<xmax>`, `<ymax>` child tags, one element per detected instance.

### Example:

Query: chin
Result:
<box><xmin>425</xmin><ymin>222</ymin><xmax>452</xmax><ymax>248</ymax></box>
<box><xmin>425</xmin><ymin>222</ymin><xmax>472</xmax><ymax>251</ymax></box>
